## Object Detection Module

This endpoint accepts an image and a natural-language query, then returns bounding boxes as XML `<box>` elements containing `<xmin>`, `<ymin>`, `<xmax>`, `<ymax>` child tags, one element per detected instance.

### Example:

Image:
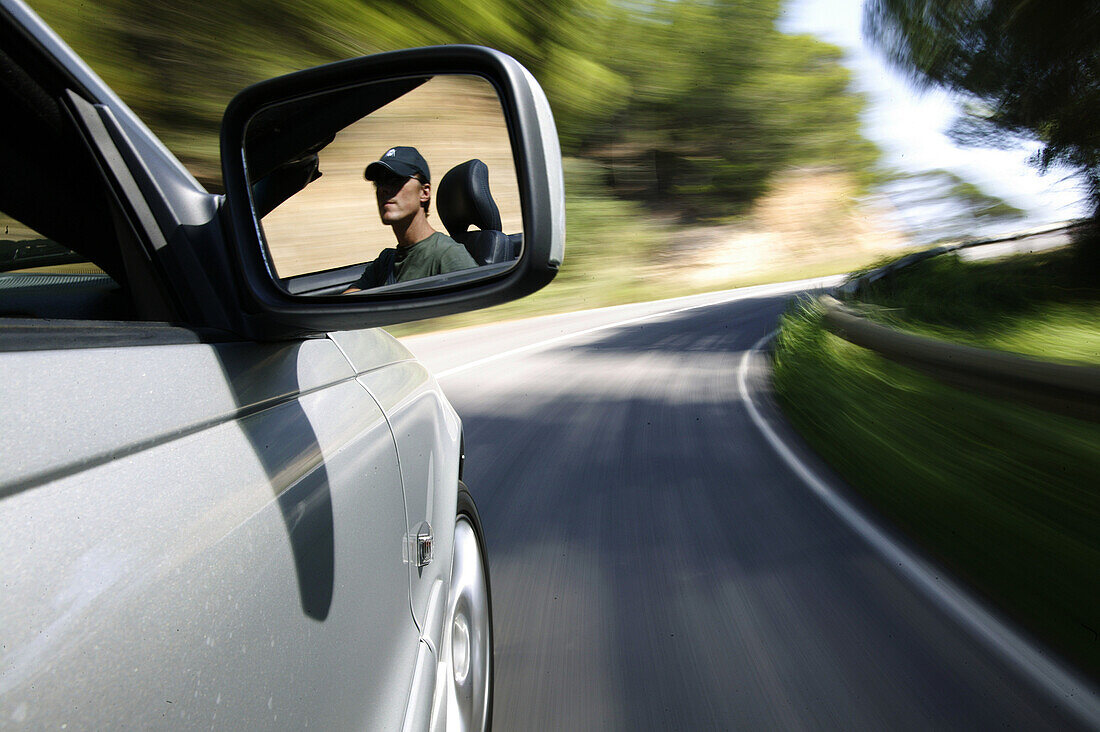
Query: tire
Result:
<box><xmin>444</xmin><ymin>482</ymin><xmax>494</xmax><ymax>731</ymax></box>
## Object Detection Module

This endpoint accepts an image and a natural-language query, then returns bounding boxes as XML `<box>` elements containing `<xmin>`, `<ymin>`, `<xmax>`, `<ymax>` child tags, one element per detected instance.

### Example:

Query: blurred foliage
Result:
<box><xmin>856</xmin><ymin>248</ymin><xmax>1100</xmax><ymax>364</ymax></box>
<box><xmin>864</xmin><ymin>0</ymin><xmax>1100</xmax><ymax>266</ymax></box>
<box><xmin>773</xmin><ymin>299</ymin><xmax>1100</xmax><ymax>680</ymax></box>
<box><xmin>548</xmin><ymin>158</ymin><xmax>667</xmax><ymax>300</ymax></box>
<box><xmin>590</xmin><ymin>0</ymin><xmax>880</xmax><ymax>217</ymax></box>
<box><xmin>31</xmin><ymin>0</ymin><xmax>876</xmax><ymax>214</ymax></box>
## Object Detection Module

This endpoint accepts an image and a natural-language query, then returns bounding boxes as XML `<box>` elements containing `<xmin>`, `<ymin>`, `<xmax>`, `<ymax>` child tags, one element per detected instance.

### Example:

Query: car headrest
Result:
<box><xmin>437</xmin><ymin>159</ymin><xmax>502</xmax><ymax>237</ymax></box>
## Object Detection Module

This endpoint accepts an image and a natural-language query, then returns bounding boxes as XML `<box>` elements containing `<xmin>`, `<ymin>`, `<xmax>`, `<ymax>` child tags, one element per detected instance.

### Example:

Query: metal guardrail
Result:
<box><xmin>820</xmin><ymin>224</ymin><xmax>1100</xmax><ymax>423</ymax></box>
<box><xmin>837</xmin><ymin>222</ymin><xmax>1082</xmax><ymax>298</ymax></box>
<box><xmin>819</xmin><ymin>296</ymin><xmax>1100</xmax><ymax>422</ymax></box>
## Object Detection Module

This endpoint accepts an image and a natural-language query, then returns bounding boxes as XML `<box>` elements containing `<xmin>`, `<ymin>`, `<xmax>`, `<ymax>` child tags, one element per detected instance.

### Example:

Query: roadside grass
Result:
<box><xmin>772</xmin><ymin>300</ymin><xmax>1100</xmax><ymax>680</ymax></box>
<box><xmin>386</xmin><ymin>251</ymin><xmax>866</xmax><ymax>338</ymax></box>
<box><xmin>854</xmin><ymin>248</ymin><xmax>1100</xmax><ymax>365</ymax></box>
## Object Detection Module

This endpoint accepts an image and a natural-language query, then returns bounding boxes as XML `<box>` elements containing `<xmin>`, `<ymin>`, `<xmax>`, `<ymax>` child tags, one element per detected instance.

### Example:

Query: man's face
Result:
<box><xmin>374</xmin><ymin>174</ymin><xmax>429</xmax><ymax>226</ymax></box>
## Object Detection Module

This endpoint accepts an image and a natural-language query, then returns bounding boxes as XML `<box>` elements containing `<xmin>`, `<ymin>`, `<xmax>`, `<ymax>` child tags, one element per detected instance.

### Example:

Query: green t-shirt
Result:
<box><xmin>353</xmin><ymin>232</ymin><xmax>476</xmax><ymax>289</ymax></box>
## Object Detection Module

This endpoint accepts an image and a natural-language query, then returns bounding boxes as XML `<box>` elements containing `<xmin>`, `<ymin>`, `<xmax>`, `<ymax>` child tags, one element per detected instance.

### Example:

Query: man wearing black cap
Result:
<box><xmin>346</xmin><ymin>146</ymin><xmax>476</xmax><ymax>291</ymax></box>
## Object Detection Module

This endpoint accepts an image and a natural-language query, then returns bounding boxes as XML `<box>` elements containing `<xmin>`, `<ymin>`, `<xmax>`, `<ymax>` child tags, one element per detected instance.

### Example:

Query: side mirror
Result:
<box><xmin>220</xmin><ymin>46</ymin><xmax>564</xmax><ymax>339</ymax></box>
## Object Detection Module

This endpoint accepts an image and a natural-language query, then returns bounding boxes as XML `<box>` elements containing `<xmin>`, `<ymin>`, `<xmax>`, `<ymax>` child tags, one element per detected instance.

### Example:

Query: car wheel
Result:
<box><xmin>443</xmin><ymin>482</ymin><xmax>493</xmax><ymax>731</ymax></box>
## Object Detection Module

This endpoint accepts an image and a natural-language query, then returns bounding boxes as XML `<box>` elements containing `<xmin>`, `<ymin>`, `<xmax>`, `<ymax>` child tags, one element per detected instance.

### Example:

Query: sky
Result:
<box><xmin>781</xmin><ymin>0</ymin><xmax>1090</xmax><ymax>234</ymax></box>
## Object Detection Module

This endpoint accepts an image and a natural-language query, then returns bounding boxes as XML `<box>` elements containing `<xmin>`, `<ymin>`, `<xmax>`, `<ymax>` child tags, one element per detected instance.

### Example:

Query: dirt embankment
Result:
<box><xmin>656</xmin><ymin>169</ymin><xmax>909</xmax><ymax>287</ymax></box>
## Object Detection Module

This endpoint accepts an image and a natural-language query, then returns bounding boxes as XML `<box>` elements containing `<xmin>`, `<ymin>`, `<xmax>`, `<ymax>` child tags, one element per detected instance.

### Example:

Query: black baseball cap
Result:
<box><xmin>364</xmin><ymin>146</ymin><xmax>430</xmax><ymax>183</ymax></box>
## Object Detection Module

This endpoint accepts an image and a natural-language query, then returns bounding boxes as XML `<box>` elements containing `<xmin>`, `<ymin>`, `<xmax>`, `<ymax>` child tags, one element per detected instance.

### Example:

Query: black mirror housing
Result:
<box><xmin>220</xmin><ymin>46</ymin><xmax>564</xmax><ymax>340</ymax></box>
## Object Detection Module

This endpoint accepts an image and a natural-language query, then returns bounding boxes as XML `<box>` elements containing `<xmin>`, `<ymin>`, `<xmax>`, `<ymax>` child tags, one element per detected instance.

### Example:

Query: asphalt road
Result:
<box><xmin>401</xmin><ymin>279</ymin><xmax>1095</xmax><ymax>730</ymax></box>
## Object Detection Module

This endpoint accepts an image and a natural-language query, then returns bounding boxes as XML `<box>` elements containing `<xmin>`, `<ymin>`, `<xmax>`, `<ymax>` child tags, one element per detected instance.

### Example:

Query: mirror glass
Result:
<box><xmin>244</xmin><ymin>74</ymin><xmax>522</xmax><ymax>296</ymax></box>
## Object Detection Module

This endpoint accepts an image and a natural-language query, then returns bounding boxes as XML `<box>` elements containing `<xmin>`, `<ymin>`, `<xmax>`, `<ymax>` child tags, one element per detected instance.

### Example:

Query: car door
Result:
<box><xmin>0</xmin><ymin>330</ymin><xmax>422</xmax><ymax>728</ymax></box>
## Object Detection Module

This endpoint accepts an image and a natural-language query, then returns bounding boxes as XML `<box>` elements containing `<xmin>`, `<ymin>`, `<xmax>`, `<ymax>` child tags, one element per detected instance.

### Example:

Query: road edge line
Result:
<box><xmin>737</xmin><ymin>331</ymin><xmax>1100</xmax><ymax>728</ymax></box>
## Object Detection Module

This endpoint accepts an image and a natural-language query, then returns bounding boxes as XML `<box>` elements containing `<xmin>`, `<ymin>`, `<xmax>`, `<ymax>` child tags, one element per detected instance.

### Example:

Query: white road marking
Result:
<box><xmin>738</xmin><ymin>332</ymin><xmax>1100</xmax><ymax>728</ymax></box>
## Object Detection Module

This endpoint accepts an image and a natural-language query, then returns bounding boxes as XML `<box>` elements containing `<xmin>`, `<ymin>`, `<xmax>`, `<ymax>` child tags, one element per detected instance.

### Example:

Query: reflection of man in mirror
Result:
<box><xmin>345</xmin><ymin>146</ymin><xmax>476</xmax><ymax>292</ymax></box>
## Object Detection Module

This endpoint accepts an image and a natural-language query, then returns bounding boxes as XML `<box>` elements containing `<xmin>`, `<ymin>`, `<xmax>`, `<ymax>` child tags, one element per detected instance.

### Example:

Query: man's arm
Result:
<box><xmin>343</xmin><ymin>255</ymin><xmax>387</xmax><ymax>294</ymax></box>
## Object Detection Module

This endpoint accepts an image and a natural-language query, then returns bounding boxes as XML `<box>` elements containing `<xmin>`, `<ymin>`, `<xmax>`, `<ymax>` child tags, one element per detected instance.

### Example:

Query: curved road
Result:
<box><xmin>402</xmin><ymin>279</ymin><xmax>1096</xmax><ymax>730</ymax></box>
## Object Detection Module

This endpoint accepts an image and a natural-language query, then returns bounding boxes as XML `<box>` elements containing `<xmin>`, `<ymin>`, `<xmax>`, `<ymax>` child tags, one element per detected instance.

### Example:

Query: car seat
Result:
<box><xmin>437</xmin><ymin>159</ymin><xmax>520</xmax><ymax>265</ymax></box>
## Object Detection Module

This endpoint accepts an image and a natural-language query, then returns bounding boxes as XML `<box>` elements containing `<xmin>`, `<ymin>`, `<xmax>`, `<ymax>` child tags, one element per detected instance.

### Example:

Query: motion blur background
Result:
<box><xmin>29</xmin><ymin>0</ymin><xmax>1097</xmax><ymax>317</ymax></box>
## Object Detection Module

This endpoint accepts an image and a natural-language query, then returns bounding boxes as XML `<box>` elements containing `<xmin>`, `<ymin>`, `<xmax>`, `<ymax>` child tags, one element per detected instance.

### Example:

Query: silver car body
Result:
<box><xmin>1</xmin><ymin>322</ymin><xmax>464</xmax><ymax>729</ymax></box>
<box><xmin>0</xmin><ymin>0</ymin><xmax>483</xmax><ymax>727</ymax></box>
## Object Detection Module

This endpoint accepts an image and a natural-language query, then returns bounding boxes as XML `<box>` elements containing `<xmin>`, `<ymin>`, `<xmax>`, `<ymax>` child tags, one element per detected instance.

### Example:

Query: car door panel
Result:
<box><xmin>328</xmin><ymin>327</ymin><xmax>417</xmax><ymax>374</ymax></box>
<box><xmin>355</xmin><ymin>360</ymin><xmax>462</xmax><ymax>637</ymax></box>
<box><xmin>329</xmin><ymin>330</ymin><xmax>461</xmax><ymax>637</ymax></box>
<box><xmin>2</xmin><ymin>338</ymin><xmax>349</xmax><ymax>490</ymax></box>
<box><xmin>0</xmin><ymin>337</ymin><xmax>419</xmax><ymax>729</ymax></box>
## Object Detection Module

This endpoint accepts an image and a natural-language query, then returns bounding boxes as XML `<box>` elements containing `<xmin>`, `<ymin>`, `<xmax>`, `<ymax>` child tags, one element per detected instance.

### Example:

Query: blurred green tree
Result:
<box><xmin>864</xmin><ymin>0</ymin><xmax>1100</xmax><ymax>269</ymax></box>
<box><xmin>588</xmin><ymin>0</ymin><xmax>878</xmax><ymax>219</ymax></box>
<box><xmin>31</xmin><ymin>0</ymin><xmax>876</xmax><ymax>218</ymax></box>
<box><xmin>31</xmin><ymin>0</ymin><xmax>631</xmax><ymax>187</ymax></box>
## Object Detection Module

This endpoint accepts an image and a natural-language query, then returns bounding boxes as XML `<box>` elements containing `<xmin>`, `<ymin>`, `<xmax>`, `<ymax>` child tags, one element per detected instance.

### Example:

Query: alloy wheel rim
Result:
<box><xmin>445</xmin><ymin>517</ymin><xmax>490</xmax><ymax>731</ymax></box>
